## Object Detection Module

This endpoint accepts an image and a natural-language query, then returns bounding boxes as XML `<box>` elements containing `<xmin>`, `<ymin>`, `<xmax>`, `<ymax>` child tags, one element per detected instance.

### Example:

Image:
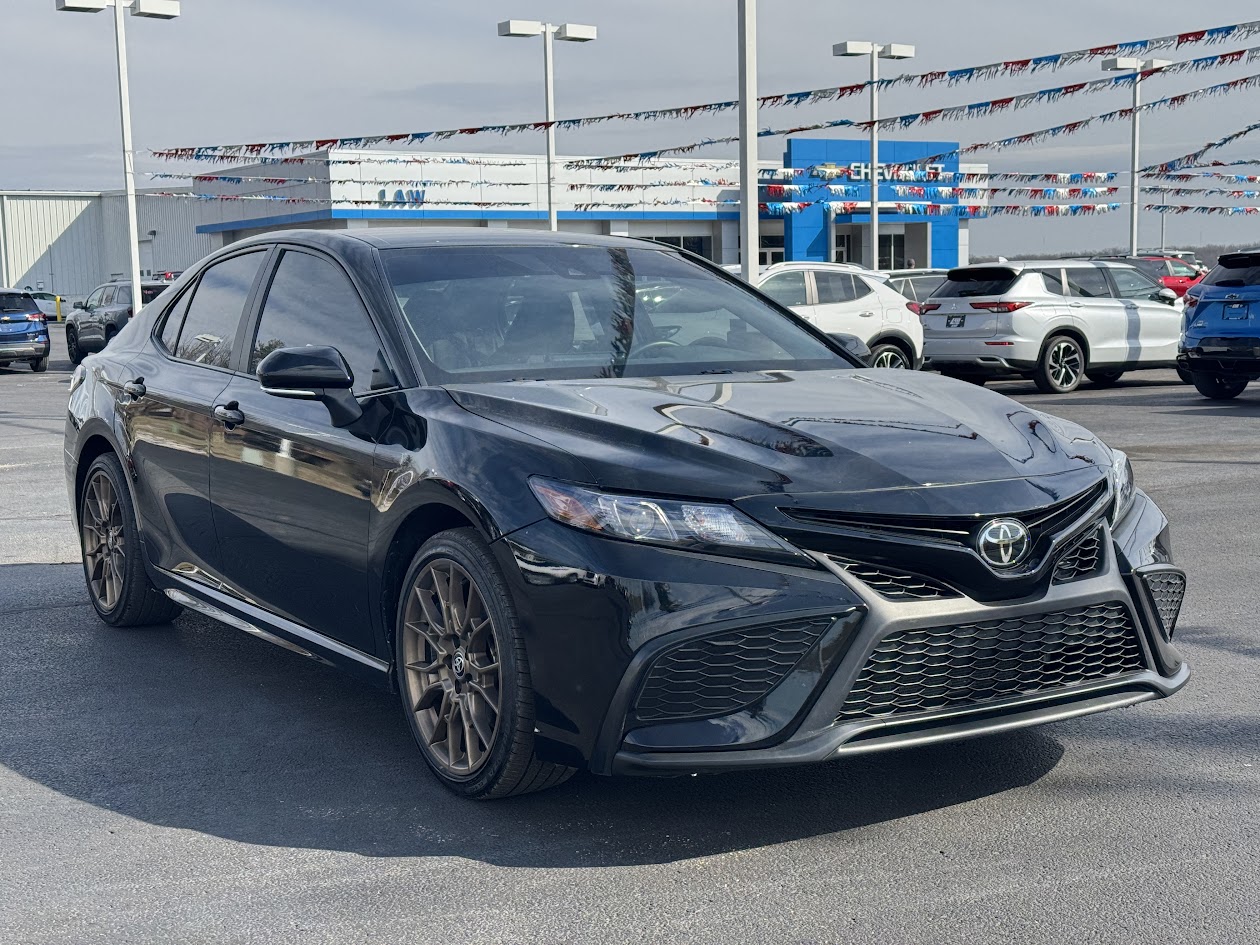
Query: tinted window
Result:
<box><xmin>933</xmin><ymin>268</ymin><xmax>1018</xmax><ymax>298</ymax></box>
<box><xmin>116</xmin><ymin>285</ymin><xmax>131</xmax><ymax>306</ymax></box>
<box><xmin>759</xmin><ymin>270</ymin><xmax>808</xmax><ymax>307</ymax></box>
<box><xmin>141</xmin><ymin>285</ymin><xmax>167</xmax><ymax>304</ymax></box>
<box><xmin>909</xmin><ymin>275</ymin><xmax>945</xmax><ymax>298</ymax></box>
<box><xmin>1109</xmin><ymin>267</ymin><xmax>1162</xmax><ymax>300</ymax></box>
<box><xmin>815</xmin><ymin>271</ymin><xmax>858</xmax><ymax>304</ymax></box>
<box><xmin>100</xmin><ymin>286</ymin><xmax>116</xmax><ymax>306</ymax></box>
<box><xmin>382</xmin><ymin>245</ymin><xmax>849</xmax><ymax>383</ymax></box>
<box><xmin>0</xmin><ymin>292</ymin><xmax>39</xmax><ymax>314</ymax></box>
<box><xmin>1032</xmin><ymin>269</ymin><xmax>1065</xmax><ymax>296</ymax></box>
<box><xmin>1065</xmin><ymin>267</ymin><xmax>1111</xmax><ymax>299</ymax></box>
<box><xmin>250</xmin><ymin>250</ymin><xmax>390</xmax><ymax>394</ymax></box>
<box><xmin>1204</xmin><ymin>253</ymin><xmax>1260</xmax><ymax>287</ymax></box>
<box><xmin>158</xmin><ymin>289</ymin><xmax>193</xmax><ymax>353</ymax></box>
<box><xmin>84</xmin><ymin>288</ymin><xmax>105</xmax><ymax>309</ymax></box>
<box><xmin>173</xmin><ymin>251</ymin><xmax>265</xmax><ymax>368</ymax></box>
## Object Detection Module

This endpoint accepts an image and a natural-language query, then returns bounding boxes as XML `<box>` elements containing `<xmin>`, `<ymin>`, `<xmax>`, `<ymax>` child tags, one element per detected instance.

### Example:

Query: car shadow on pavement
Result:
<box><xmin>0</xmin><ymin>563</ymin><xmax>1065</xmax><ymax>868</ymax></box>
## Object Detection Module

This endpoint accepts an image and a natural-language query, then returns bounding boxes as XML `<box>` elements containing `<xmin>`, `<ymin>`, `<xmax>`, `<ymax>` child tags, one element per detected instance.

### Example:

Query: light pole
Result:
<box><xmin>56</xmin><ymin>0</ymin><xmax>180</xmax><ymax>316</ymax></box>
<box><xmin>1102</xmin><ymin>56</ymin><xmax>1171</xmax><ymax>256</ymax></box>
<box><xmin>834</xmin><ymin>41</ymin><xmax>915</xmax><ymax>270</ymax></box>
<box><xmin>498</xmin><ymin>19</ymin><xmax>597</xmax><ymax>232</ymax></box>
<box><xmin>737</xmin><ymin>0</ymin><xmax>758</xmax><ymax>282</ymax></box>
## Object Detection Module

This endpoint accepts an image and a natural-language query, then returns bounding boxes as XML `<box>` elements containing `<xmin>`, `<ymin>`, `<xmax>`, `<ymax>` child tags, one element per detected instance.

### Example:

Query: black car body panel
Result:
<box><xmin>64</xmin><ymin>228</ymin><xmax>1189</xmax><ymax>780</ymax></box>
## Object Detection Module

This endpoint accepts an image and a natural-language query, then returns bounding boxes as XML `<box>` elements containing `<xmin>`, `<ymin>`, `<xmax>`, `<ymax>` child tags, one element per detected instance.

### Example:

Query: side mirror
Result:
<box><xmin>1157</xmin><ymin>287</ymin><xmax>1178</xmax><ymax>305</ymax></box>
<box><xmin>829</xmin><ymin>332</ymin><xmax>872</xmax><ymax>366</ymax></box>
<box><xmin>257</xmin><ymin>345</ymin><xmax>362</xmax><ymax>427</ymax></box>
<box><xmin>73</xmin><ymin>300</ymin><xmax>85</xmax><ymax>310</ymax></box>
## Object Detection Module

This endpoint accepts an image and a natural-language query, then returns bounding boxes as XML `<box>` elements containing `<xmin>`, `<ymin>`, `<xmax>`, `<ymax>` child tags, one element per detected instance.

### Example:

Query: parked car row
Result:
<box><xmin>65</xmin><ymin>280</ymin><xmax>172</xmax><ymax>365</ymax></box>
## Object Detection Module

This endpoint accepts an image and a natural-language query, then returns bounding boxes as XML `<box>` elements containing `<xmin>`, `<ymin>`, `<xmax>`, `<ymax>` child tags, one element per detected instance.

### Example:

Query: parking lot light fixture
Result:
<box><xmin>1103</xmin><ymin>56</ymin><xmax>1172</xmax><ymax>256</ymax></box>
<box><xmin>498</xmin><ymin>19</ymin><xmax>598</xmax><ymax>232</ymax></box>
<box><xmin>54</xmin><ymin>0</ymin><xmax>181</xmax><ymax>316</ymax></box>
<box><xmin>835</xmin><ymin>41</ymin><xmax>916</xmax><ymax>269</ymax></box>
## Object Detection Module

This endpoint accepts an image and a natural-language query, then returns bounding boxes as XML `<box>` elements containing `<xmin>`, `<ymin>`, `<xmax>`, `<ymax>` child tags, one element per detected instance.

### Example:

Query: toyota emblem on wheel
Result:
<box><xmin>977</xmin><ymin>519</ymin><xmax>1031</xmax><ymax>568</ymax></box>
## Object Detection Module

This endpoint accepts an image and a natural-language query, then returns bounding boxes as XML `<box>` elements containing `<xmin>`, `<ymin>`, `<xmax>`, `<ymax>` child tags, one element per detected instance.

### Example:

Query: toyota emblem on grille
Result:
<box><xmin>977</xmin><ymin>519</ymin><xmax>1031</xmax><ymax>568</ymax></box>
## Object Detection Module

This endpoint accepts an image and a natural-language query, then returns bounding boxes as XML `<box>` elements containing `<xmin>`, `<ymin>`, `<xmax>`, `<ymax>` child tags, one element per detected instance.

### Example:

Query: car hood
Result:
<box><xmin>446</xmin><ymin>369</ymin><xmax>1113</xmax><ymax>515</ymax></box>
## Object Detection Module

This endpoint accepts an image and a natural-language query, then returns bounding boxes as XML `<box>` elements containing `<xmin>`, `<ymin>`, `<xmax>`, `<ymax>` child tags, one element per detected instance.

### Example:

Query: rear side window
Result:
<box><xmin>171</xmin><ymin>251</ymin><xmax>266</xmax><ymax>368</ymax></box>
<box><xmin>933</xmin><ymin>268</ymin><xmax>1017</xmax><ymax>298</ymax></box>
<box><xmin>759</xmin><ymin>270</ymin><xmax>808</xmax><ymax>307</ymax></box>
<box><xmin>249</xmin><ymin>250</ymin><xmax>391</xmax><ymax>394</ymax></box>
<box><xmin>816</xmin><ymin>271</ymin><xmax>866</xmax><ymax>304</ymax></box>
<box><xmin>1204</xmin><ymin>254</ymin><xmax>1260</xmax><ymax>287</ymax></box>
<box><xmin>0</xmin><ymin>292</ymin><xmax>39</xmax><ymax>314</ymax></box>
<box><xmin>1031</xmin><ymin>269</ymin><xmax>1065</xmax><ymax>296</ymax></box>
<box><xmin>101</xmin><ymin>287</ymin><xmax>116</xmax><ymax>306</ymax></box>
<box><xmin>1065</xmin><ymin>267</ymin><xmax>1111</xmax><ymax>299</ymax></box>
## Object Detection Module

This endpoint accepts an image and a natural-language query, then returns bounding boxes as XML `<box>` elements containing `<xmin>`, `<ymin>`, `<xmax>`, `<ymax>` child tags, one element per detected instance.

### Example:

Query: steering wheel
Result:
<box><xmin>629</xmin><ymin>340</ymin><xmax>683</xmax><ymax>358</ymax></box>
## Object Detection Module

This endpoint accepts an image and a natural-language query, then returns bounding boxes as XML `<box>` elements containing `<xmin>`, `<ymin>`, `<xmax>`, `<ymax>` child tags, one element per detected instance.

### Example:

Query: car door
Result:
<box><xmin>207</xmin><ymin>246</ymin><xmax>396</xmax><ymax>654</ymax></box>
<box><xmin>1063</xmin><ymin>265</ymin><xmax>1127</xmax><ymax>366</ymax></box>
<box><xmin>1106</xmin><ymin>266</ymin><xmax>1181</xmax><ymax>363</ymax></box>
<box><xmin>78</xmin><ymin>286</ymin><xmax>106</xmax><ymax>348</ymax></box>
<box><xmin>809</xmin><ymin>270</ymin><xmax>875</xmax><ymax>341</ymax></box>
<box><xmin>120</xmin><ymin>249</ymin><xmax>270</xmax><ymax>582</ymax></box>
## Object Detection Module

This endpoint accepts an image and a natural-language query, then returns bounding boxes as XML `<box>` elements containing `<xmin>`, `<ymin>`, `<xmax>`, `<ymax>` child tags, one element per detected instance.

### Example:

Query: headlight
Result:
<box><xmin>1108</xmin><ymin>449</ymin><xmax>1136</xmax><ymax>525</ymax></box>
<box><xmin>529</xmin><ymin>478</ymin><xmax>807</xmax><ymax>563</ymax></box>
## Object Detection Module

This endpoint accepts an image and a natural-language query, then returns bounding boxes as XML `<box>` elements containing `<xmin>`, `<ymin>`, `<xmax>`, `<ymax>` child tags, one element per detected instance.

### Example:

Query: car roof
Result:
<box><xmin>950</xmin><ymin>259</ymin><xmax>1133</xmax><ymax>271</ymax></box>
<box><xmin>228</xmin><ymin>226</ymin><xmax>666</xmax><ymax>252</ymax></box>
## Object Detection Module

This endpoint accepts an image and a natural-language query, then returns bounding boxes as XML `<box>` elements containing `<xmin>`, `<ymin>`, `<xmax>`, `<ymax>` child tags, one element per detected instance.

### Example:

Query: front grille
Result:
<box><xmin>1141</xmin><ymin>570</ymin><xmax>1187</xmax><ymax>638</ymax></box>
<box><xmin>1052</xmin><ymin>526</ymin><xmax>1104</xmax><ymax>583</ymax></box>
<box><xmin>827</xmin><ymin>555</ymin><xmax>960</xmax><ymax>601</ymax></box>
<box><xmin>634</xmin><ymin>616</ymin><xmax>835</xmax><ymax>723</ymax></box>
<box><xmin>834</xmin><ymin>602</ymin><xmax>1145</xmax><ymax>723</ymax></box>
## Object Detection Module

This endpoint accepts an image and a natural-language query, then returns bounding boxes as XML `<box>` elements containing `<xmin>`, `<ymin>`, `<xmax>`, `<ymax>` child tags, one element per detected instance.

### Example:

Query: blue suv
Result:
<box><xmin>1179</xmin><ymin>250</ymin><xmax>1260</xmax><ymax>400</ymax></box>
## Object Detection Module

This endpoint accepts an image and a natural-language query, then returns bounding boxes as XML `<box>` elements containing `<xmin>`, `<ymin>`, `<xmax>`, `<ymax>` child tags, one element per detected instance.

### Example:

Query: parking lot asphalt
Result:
<box><xmin>1</xmin><ymin>327</ymin><xmax>1257</xmax><ymax>944</ymax></box>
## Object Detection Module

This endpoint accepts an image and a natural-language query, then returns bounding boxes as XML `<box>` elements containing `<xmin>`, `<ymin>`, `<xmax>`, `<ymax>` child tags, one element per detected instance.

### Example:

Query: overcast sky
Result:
<box><xmin>7</xmin><ymin>0</ymin><xmax>1260</xmax><ymax>254</ymax></box>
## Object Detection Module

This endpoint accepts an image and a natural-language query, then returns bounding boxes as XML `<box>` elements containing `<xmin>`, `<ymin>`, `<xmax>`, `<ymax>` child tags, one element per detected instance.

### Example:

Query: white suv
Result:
<box><xmin>922</xmin><ymin>260</ymin><xmax>1183</xmax><ymax>393</ymax></box>
<box><xmin>753</xmin><ymin>262</ymin><xmax>923</xmax><ymax>369</ymax></box>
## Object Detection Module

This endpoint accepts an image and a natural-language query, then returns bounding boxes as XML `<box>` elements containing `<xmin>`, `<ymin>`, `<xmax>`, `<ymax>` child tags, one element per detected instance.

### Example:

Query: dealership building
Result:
<box><xmin>1</xmin><ymin>139</ymin><xmax>979</xmax><ymax>299</ymax></box>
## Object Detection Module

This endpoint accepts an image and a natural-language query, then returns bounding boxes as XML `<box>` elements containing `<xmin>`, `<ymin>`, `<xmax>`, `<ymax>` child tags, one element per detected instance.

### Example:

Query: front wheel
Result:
<box><xmin>1176</xmin><ymin>364</ymin><xmax>1193</xmax><ymax>385</ymax></box>
<box><xmin>396</xmin><ymin>528</ymin><xmax>575</xmax><ymax>799</ymax></box>
<box><xmin>78</xmin><ymin>453</ymin><xmax>183</xmax><ymax>626</ymax></box>
<box><xmin>869</xmin><ymin>343</ymin><xmax>912</xmax><ymax>370</ymax></box>
<box><xmin>30</xmin><ymin>357</ymin><xmax>48</xmax><ymax>373</ymax></box>
<box><xmin>1086</xmin><ymin>369</ymin><xmax>1124</xmax><ymax>388</ymax></box>
<box><xmin>66</xmin><ymin>327</ymin><xmax>82</xmax><ymax>366</ymax></box>
<box><xmin>1191</xmin><ymin>374</ymin><xmax>1249</xmax><ymax>400</ymax></box>
<box><xmin>1034</xmin><ymin>335</ymin><xmax>1085</xmax><ymax>393</ymax></box>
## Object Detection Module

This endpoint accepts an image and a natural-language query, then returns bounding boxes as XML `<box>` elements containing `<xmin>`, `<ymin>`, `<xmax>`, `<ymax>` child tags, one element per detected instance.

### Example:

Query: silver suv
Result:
<box><xmin>922</xmin><ymin>260</ymin><xmax>1182</xmax><ymax>392</ymax></box>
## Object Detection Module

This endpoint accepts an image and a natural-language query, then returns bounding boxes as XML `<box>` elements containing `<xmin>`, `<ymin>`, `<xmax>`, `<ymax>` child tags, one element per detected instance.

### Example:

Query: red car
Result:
<box><xmin>1097</xmin><ymin>256</ymin><xmax>1203</xmax><ymax>297</ymax></box>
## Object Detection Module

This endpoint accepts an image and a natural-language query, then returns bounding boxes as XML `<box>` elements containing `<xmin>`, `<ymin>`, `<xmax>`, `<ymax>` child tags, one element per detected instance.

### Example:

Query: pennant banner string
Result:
<box><xmin>147</xmin><ymin>172</ymin><xmax>532</xmax><ymax>188</ymax></box>
<box><xmin>1146</xmin><ymin>120</ymin><xmax>1260</xmax><ymax>171</ymax></box>
<box><xmin>1145</xmin><ymin>203</ymin><xmax>1260</xmax><ymax>214</ymax></box>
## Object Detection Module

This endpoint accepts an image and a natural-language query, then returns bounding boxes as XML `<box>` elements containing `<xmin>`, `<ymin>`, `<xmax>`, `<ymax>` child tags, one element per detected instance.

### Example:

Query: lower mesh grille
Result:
<box><xmin>1142</xmin><ymin>570</ymin><xmax>1186</xmax><ymax>637</ymax></box>
<box><xmin>1053</xmin><ymin>526</ymin><xmax>1104</xmax><ymax>583</ymax></box>
<box><xmin>835</xmin><ymin>602</ymin><xmax>1144</xmax><ymax>723</ymax></box>
<box><xmin>827</xmin><ymin>555</ymin><xmax>960</xmax><ymax>601</ymax></box>
<box><xmin>634</xmin><ymin>617</ymin><xmax>835</xmax><ymax>723</ymax></box>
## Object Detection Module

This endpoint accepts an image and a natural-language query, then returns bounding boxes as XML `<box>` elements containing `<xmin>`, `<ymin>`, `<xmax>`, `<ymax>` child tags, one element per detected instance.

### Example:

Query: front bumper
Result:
<box><xmin>0</xmin><ymin>336</ymin><xmax>50</xmax><ymax>360</ymax></box>
<box><xmin>498</xmin><ymin>489</ymin><xmax>1188</xmax><ymax>776</ymax></box>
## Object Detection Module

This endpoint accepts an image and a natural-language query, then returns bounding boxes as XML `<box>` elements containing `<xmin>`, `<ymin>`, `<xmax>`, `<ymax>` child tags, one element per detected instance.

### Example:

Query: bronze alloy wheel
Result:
<box><xmin>81</xmin><ymin>469</ymin><xmax>126</xmax><ymax>611</ymax></box>
<box><xmin>401</xmin><ymin>558</ymin><xmax>502</xmax><ymax>777</ymax></box>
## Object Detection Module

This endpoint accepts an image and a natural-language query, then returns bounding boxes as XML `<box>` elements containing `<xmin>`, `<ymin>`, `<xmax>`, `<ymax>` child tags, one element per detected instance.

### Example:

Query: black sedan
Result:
<box><xmin>65</xmin><ymin>229</ymin><xmax>1189</xmax><ymax>799</ymax></box>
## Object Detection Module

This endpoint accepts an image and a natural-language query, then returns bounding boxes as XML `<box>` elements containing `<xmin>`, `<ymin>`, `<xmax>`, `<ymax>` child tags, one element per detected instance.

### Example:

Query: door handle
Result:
<box><xmin>1069</xmin><ymin>302</ymin><xmax>1083</xmax><ymax>308</ymax></box>
<box><xmin>859</xmin><ymin>311</ymin><xmax>876</xmax><ymax>317</ymax></box>
<box><xmin>122</xmin><ymin>378</ymin><xmax>146</xmax><ymax>399</ymax></box>
<box><xmin>213</xmin><ymin>402</ymin><xmax>245</xmax><ymax>428</ymax></box>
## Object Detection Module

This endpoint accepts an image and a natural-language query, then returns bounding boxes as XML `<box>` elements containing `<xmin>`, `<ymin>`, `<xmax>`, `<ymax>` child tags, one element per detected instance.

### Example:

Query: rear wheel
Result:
<box><xmin>66</xmin><ymin>327</ymin><xmax>82</xmax><ymax>365</ymax></box>
<box><xmin>1034</xmin><ymin>335</ymin><xmax>1085</xmax><ymax>393</ymax></box>
<box><xmin>396</xmin><ymin>528</ymin><xmax>575</xmax><ymax>799</ymax></box>
<box><xmin>1191</xmin><ymin>373</ymin><xmax>1249</xmax><ymax>400</ymax></box>
<box><xmin>1086</xmin><ymin>369</ymin><xmax>1124</xmax><ymax>388</ymax></box>
<box><xmin>78</xmin><ymin>452</ymin><xmax>182</xmax><ymax>626</ymax></box>
<box><xmin>30</xmin><ymin>357</ymin><xmax>48</xmax><ymax>373</ymax></box>
<box><xmin>869</xmin><ymin>342</ymin><xmax>912</xmax><ymax>370</ymax></box>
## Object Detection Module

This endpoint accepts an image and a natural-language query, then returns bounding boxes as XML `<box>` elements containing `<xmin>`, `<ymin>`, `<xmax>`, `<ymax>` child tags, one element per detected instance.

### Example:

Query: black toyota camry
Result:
<box><xmin>65</xmin><ymin>228</ymin><xmax>1189</xmax><ymax>799</ymax></box>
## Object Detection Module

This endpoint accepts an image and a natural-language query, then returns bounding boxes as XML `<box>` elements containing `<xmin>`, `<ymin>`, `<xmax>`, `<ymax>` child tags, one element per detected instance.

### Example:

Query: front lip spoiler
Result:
<box><xmin>611</xmin><ymin>663</ymin><xmax>1190</xmax><ymax>776</ymax></box>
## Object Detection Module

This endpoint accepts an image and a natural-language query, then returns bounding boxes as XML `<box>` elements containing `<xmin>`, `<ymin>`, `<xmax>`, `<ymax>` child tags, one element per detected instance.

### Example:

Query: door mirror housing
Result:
<box><xmin>829</xmin><ymin>332</ymin><xmax>872</xmax><ymax>366</ymax></box>
<box><xmin>73</xmin><ymin>300</ymin><xmax>85</xmax><ymax>310</ymax></box>
<box><xmin>1157</xmin><ymin>287</ymin><xmax>1178</xmax><ymax>305</ymax></box>
<box><xmin>257</xmin><ymin>345</ymin><xmax>362</xmax><ymax>426</ymax></box>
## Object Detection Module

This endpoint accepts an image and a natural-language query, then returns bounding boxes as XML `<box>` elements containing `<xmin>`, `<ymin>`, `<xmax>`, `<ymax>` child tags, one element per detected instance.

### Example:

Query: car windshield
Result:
<box><xmin>1203</xmin><ymin>253</ymin><xmax>1260</xmax><ymax>288</ymax></box>
<box><xmin>382</xmin><ymin>245</ymin><xmax>852</xmax><ymax>383</ymax></box>
<box><xmin>932</xmin><ymin>268</ymin><xmax>1018</xmax><ymax>298</ymax></box>
<box><xmin>0</xmin><ymin>292</ymin><xmax>39</xmax><ymax>314</ymax></box>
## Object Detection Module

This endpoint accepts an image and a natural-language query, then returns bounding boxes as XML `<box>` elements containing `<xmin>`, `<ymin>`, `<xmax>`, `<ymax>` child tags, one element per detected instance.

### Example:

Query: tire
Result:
<box><xmin>1086</xmin><ymin>369</ymin><xmax>1124</xmax><ymax>388</ymax></box>
<box><xmin>1034</xmin><ymin>334</ymin><xmax>1085</xmax><ymax>393</ymax></box>
<box><xmin>1191</xmin><ymin>373</ymin><xmax>1248</xmax><ymax>400</ymax></box>
<box><xmin>1176</xmin><ymin>365</ymin><xmax>1193</xmax><ymax>385</ymax></box>
<box><xmin>30</xmin><ymin>357</ymin><xmax>48</xmax><ymax>373</ymax></box>
<box><xmin>78</xmin><ymin>452</ymin><xmax>183</xmax><ymax>627</ymax></box>
<box><xmin>103</xmin><ymin>326</ymin><xmax>117</xmax><ymax>348</ymax></box>
<box><xmin>66</xmin><ymin>327</ymin><xmax>82</xmax><ymax>366</ymax></box>
<box><xmin>869</xmin><ymin>342</ymin><xmax>912</xmax><ymax>370</ymax></box>
<box><xmin>395</xmin><ymin>528</ymin><xmax>575</xmax><ymax>799</ymax></box>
